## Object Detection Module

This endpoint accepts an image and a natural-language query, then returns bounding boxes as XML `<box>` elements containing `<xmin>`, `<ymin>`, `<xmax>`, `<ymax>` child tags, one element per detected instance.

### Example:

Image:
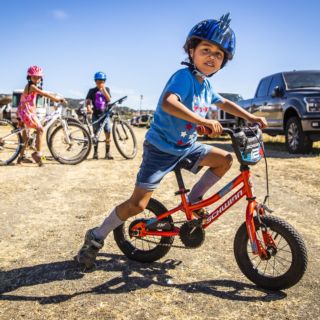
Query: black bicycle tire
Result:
<box><xmin>113</xmin><ymin>198</ymin><xmax>174</xmax><ymax>262</ymax></box>
<box><xmin>112</xmin><ymin>120</ymin><xmax>137</xmax><ymax>159</ymax></box>
<box><xmin>48</xmin><ymin>122</ymin><xmax>92</xmax><ymax>165</ymax></box>
<box><xmin>0</xmin><ymin>119</ymin><xmax>22</xmax><ymax>165</ymax></box>
<box><xmin>234</xmin><ymin>215</ymin><xmax>308</xmax><ymax>290</ymax></box>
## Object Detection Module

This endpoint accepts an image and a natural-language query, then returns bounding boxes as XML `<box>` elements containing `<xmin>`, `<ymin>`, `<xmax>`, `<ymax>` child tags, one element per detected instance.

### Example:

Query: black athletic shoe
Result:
<box><xmin>75</xmin><ymin>228</ymin><xmax>104</xmax><ymax>268</ymax></box>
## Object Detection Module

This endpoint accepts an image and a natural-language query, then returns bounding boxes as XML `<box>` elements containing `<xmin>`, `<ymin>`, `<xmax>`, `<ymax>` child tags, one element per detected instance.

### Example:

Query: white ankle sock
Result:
<box><xmin>93</xmin><ymin>208</ymin><xmax>123</xmax><ymax>240</ymax></box>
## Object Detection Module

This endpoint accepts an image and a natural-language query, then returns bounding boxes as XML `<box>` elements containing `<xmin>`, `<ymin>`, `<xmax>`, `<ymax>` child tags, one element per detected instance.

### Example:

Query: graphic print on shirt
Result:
<box><xmin>193</xmin><ymin>95</ymin><xmax>209</xmax><ymax>116</ymax></box>
<box><xmin>95</xmin><ymin>91</ymin><xmax>107</xmax><ymax>112</ymax></box>
<box><xmin>176</xmin><ymin>95</ymin><xmax>210</xmax><ymax>146</ymax></box>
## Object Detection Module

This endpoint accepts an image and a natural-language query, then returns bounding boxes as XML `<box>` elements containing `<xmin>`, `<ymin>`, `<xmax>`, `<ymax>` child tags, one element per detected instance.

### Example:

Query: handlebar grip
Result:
<box><xmin>196</xmin><ymin>125</ymin><xmax>212</xmax><ymax>135</ymax></box>
<box><xmin>196</xmin><ymin>125</ymin><xmax>234</xmax><ymax>136</ymax></box>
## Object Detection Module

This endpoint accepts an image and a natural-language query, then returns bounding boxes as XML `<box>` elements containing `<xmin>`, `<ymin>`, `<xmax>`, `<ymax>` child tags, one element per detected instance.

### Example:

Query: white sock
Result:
<box><xmin>188</xmin><ymin>169</ymin><xmax>220</xmax><ymax>204</ymax></box>
<box><xmin>93</xmin><ymin>208</ymin><xmax>123</xmax><ymax>240</ymax></box>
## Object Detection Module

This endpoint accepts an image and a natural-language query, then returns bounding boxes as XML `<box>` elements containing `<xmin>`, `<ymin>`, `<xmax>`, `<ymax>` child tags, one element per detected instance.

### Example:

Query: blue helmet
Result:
<box><xmin>94</xmin><ymin>71</ymin><xmax>107</xmax><ymax>81</ymax></box>
<box><xmin>186</xmin><ymin>13</ymin><xmax>236</xmax><ymax>60</ymax></box>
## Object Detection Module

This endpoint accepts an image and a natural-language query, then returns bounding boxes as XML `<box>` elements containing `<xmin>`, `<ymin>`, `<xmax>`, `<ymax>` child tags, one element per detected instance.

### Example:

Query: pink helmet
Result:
<box><xmin>27</xmin><ymin>66</ymin><xmax>44</xmax><ymax>77</ymax></box>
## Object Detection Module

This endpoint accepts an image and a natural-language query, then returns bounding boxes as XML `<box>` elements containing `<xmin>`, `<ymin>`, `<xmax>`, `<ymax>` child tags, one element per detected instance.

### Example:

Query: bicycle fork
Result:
<box><xmin>243</xmin><ymin>168</ymin><xmax>275</xmax><ymax>259</ymax></box>
<box><xmin>61</xmin><ymin>120</ymin><xmax>72</xmax><ymax>145</ymax></box>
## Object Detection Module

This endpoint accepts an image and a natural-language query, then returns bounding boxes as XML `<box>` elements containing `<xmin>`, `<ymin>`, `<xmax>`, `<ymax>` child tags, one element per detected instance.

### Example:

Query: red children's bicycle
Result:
<box><xmin>114</xmin><ymin>125</ymin><xmax>308</xmax><ymax>290</ymax></box>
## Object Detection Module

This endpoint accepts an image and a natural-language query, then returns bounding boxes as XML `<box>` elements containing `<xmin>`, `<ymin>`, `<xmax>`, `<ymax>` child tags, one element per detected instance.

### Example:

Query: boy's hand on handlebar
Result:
<box><xmin>201</xmin><ymin>119</ymin><xmax>223</xmax><ymax>136</ymax></box>
<box><xmin>248</xmin><ymin>116</ymin><xmax>268</xmax><ymax>129</ymax></box>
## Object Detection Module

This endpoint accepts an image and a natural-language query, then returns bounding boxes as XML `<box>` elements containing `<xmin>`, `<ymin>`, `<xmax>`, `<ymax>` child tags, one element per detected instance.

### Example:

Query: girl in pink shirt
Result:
<box><xmin>17</xmin><ymin>66</ymin><xmax>66</xmax><ymax>166</ymax></box>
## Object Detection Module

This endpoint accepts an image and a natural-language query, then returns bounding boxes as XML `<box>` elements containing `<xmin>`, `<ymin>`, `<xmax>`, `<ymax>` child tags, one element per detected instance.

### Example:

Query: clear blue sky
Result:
<box><xmin>1</xmin><ymin>0</ymin><xmax>319</xmax><ymax>109</ymax></box>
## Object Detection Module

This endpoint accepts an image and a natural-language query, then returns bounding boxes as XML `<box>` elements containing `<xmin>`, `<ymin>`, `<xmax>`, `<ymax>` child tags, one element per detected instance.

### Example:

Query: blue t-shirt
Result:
<box><xmin>146</xmin><ymin>68</ymin><xmax>223</xmax><ymax>155</ymax></box>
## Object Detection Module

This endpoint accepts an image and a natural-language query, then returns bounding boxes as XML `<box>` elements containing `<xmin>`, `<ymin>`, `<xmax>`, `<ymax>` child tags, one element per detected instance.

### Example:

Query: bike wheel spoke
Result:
<box><xmin>247</xmin><ymin>223</ymin><xmax>294</xmax><ymax>278</ymax></box>
<box><xmin>271</xmin><ymin>257</ymin><xmax>282</xmax><ymax>276</ymax></box>
<box><xmin>273</xmin><ymin>255</ymin><xmax>292</xmax><ymax>264</ymax></box>
<box><xmin>277</xmin><ymin>243</ymin><xmax>290</xmax><ymax>251</ymax></box>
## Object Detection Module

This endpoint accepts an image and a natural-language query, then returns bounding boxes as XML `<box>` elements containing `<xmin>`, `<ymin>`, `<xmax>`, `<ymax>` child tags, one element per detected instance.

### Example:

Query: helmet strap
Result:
<box><xmin>181</xmin><ymin>61</ymin><xmax>215</xmax><ymax>79</ymax></box>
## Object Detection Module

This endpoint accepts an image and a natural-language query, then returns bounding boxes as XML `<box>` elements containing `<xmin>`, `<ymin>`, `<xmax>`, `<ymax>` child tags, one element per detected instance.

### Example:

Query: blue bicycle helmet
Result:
<box><xmin>94</xmin><ymin>71</ymin><xmax>107</xmax><ymax>81</ymax></box>
<box><xmin>185</xmin><ymin>13</ymin><xmax>236</xmax><ymax>60</ymax></box>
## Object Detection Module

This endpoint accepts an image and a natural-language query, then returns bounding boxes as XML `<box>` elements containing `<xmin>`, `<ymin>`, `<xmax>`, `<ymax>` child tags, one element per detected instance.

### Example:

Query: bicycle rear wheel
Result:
<box><xmin>0</xmin><ymin>120</ymin><xmax>22</xmax><ymax>165</ymax></box>
<box><xmin>112</xmin><ymin>120</ymin><xmax>137</xmax><ymax>159</ymax></box>
<box><xmin>114</xmin><ymin>198</ymin><xmax>174</xmax><ymax>262</ymax></box>
<box><xmin>48</xmin><ymin>122</ymin><xmax>91</xmax><ymax>165</ymax></box>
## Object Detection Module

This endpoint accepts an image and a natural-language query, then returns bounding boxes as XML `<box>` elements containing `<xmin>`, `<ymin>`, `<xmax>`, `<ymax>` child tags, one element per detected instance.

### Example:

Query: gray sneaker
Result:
<box><xmin>75</xmin><ymin>228</ymin><xmax>104</xmax><ymax>268</ymax></box>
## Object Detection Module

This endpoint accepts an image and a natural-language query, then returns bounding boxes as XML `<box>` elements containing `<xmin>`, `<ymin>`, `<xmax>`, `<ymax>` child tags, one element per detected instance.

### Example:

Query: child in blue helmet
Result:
<box><xmin>76</xmin><ymin>13</ymin><xmax>268</xmax><ymax>268</ymax></box>
<box><xmin>86</xmin><ymin>71</ymin><xmax>113</xmax><ymax>159</ymax></box>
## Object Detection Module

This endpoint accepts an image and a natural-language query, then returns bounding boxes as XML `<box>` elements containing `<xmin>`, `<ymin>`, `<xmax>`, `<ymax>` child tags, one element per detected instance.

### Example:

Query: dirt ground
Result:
<box><xmin>0</xmin><ymin>128</ymin><xmax>319</xmax><ymax>320</ymax></box>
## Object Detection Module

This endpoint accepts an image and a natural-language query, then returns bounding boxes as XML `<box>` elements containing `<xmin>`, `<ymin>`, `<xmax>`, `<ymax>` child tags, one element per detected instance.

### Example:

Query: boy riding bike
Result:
<box><xmin>86</xmin><ymin>71</ymin><xmax>113</xmax><ymax>160</ymax></box>
<box><xmin>76</xmin><ymin>13</ymin><xmax>267</xmax><ymax>268</ymax></box>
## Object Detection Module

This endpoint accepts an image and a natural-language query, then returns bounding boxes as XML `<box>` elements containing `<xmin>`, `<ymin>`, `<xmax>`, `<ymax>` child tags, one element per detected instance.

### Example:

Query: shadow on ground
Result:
<box><xmin>0</xmin><ymin>253</ymin><xmax>286</xmax><ymax>305</ymax></box>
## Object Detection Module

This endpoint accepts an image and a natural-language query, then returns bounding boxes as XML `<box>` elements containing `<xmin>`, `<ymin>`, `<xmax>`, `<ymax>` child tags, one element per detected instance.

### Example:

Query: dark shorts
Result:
<box><xmin>136</xmin><ymin>140</ymin><xmax>212</xmax><ymax>190</ymax></box>
<box><xmin>92</xmin><ymin>114</ymin><xmax>111</xmax><ymax>133</ymax></box>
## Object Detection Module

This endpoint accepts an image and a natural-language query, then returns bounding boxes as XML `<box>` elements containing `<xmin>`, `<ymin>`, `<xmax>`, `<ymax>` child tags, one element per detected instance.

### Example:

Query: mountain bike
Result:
<box><xmin>114</xmin><ymin>125</ymin><xmax>308</xmax><ymax>291</ymax></box>
<box><xmin>75</xmin><ymin>96</ymin><xmax>137</xmax><ymax>160</ymax></box>
<box><xmin>0</xmin><ymin>102</ymin><xmax>91</xmax><ymax>165</ymax></box>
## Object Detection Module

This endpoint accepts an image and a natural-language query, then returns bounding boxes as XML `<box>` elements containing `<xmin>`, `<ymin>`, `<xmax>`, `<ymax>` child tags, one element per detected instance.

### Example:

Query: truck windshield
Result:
<box><xmin>219</xmin><ymin>93</ymin><xmax>243</xmax><ymax>102</ymax></box>
<box><xmin>284</xmin><ymin>71</ymin><xmax>320</xmax><ymax>89</ymax></box>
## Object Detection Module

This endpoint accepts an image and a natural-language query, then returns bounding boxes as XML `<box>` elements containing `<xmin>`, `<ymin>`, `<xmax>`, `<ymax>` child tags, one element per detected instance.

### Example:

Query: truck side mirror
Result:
<box><xmin>271</xmin><ymin>86</ymin><xmax>284</xmax><ymax>98</ymax></box>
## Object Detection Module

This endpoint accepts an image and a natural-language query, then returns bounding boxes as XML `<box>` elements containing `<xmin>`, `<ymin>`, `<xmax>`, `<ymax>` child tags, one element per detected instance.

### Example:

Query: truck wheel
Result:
<box><xmin>285</xmin><ymin>117</ymin><xmax>313</xmax><ymax>154</ymax></box>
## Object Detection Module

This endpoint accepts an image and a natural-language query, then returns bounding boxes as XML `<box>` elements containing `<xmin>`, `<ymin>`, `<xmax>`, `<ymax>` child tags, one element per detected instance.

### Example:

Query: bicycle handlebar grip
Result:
<box><xmin>196</xmin><ymin>125</ymin><xmax>212</xmax><ymax>135</ymax></box>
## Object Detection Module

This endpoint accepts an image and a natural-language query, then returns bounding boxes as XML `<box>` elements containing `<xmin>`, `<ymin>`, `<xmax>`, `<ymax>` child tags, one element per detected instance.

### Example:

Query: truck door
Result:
<box><xmin>266</xmin><ymin>74</ymin><xmax>285</xmax><ymax>129</ymax></box>
<box><xmin>252</xmin><ymin>76</ymin><xmax>273</xmax><ymax>118</ymax></box>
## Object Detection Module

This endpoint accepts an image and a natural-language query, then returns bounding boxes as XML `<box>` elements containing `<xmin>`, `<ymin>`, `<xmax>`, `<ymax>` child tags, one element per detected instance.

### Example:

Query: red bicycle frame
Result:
<box><xmin>133</xmin><ymin>166</ymin><xmax>271</xmax><ymax>258</ymax></box>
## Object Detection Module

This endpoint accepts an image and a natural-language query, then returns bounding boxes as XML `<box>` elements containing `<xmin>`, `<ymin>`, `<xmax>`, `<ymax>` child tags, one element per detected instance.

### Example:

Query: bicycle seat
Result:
<box><xmin>174</xmin><ymin>158</ymin><xmax>193</xmax><ymax>171</ymax></box>
<box><xmin>173</xmin><ymin>158</ymin><xmax>192</xmax><ymax>193</ymax></box>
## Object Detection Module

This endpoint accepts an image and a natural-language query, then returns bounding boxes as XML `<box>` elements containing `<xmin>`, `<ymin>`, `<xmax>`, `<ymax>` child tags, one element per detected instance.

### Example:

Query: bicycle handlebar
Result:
<box><xmin>196</xmin><ymin>124</ymin><xmax>261</xmax><ymax>137</ymax></box>
<box><xmin>108</xmin><ymin>95</ymin><xmax>128</xmax><ymax>108</ymax></box>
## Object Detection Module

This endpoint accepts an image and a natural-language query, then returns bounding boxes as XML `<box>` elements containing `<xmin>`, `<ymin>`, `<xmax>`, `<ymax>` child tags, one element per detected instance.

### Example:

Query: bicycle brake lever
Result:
<box><xmin>256</xmin><ymin>203</ymin><xmax>274</xmax><ymax>214</ymax></box>
<box><xmin>262</xmin><ymin>204</ymin><xmax>273</xmax><ymax>213</ymax></box>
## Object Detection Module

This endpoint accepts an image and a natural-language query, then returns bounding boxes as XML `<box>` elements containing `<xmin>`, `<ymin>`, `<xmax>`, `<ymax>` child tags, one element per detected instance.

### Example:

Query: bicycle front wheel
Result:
<box><xmin>234</xmin><ymin>215</ymin><xmax>308</xmax><ymax>290</ymax></box>
<box><xmin>0</xmin><ymin>120</ymin><xmax>22</xmax><ymax>165</ymax></box>
<box><xmin>112</xmin><ymin>120</ymin><xmax>137</xmax><ymax>159</ymax></box>
<box><xmin>48</xmin><ymin>122</ymin><xmax>91</xmax><ymax>165</ymax></box>
<box><xmin>46</xmin><ymin>117</ymin><xmax>82</xmax><ymax>147</ymax></box>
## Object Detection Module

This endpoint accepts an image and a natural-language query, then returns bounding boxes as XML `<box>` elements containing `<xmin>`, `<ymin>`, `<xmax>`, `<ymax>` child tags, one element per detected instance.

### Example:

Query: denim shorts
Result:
<box><xmin>136</xmin><ymin>140</ymin><xmax>212</xmax><ymax>190</ymax></box>
<box><xmin>92</xmin><ymin>114</ymin><xmax>111</xmax><ymax>133</ymax></box>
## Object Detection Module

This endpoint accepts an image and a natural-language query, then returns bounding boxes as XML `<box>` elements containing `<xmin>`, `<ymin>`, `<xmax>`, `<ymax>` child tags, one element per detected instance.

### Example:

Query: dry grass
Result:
<box><xmin>263</xmin><ymin>134</ymin><xmax>320</xmax><ymax>153</ymax></box>
<box><xmin>0</xmin><ymin>128</ymin><xmax>319</xmax><ymax>320</ymax></box>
